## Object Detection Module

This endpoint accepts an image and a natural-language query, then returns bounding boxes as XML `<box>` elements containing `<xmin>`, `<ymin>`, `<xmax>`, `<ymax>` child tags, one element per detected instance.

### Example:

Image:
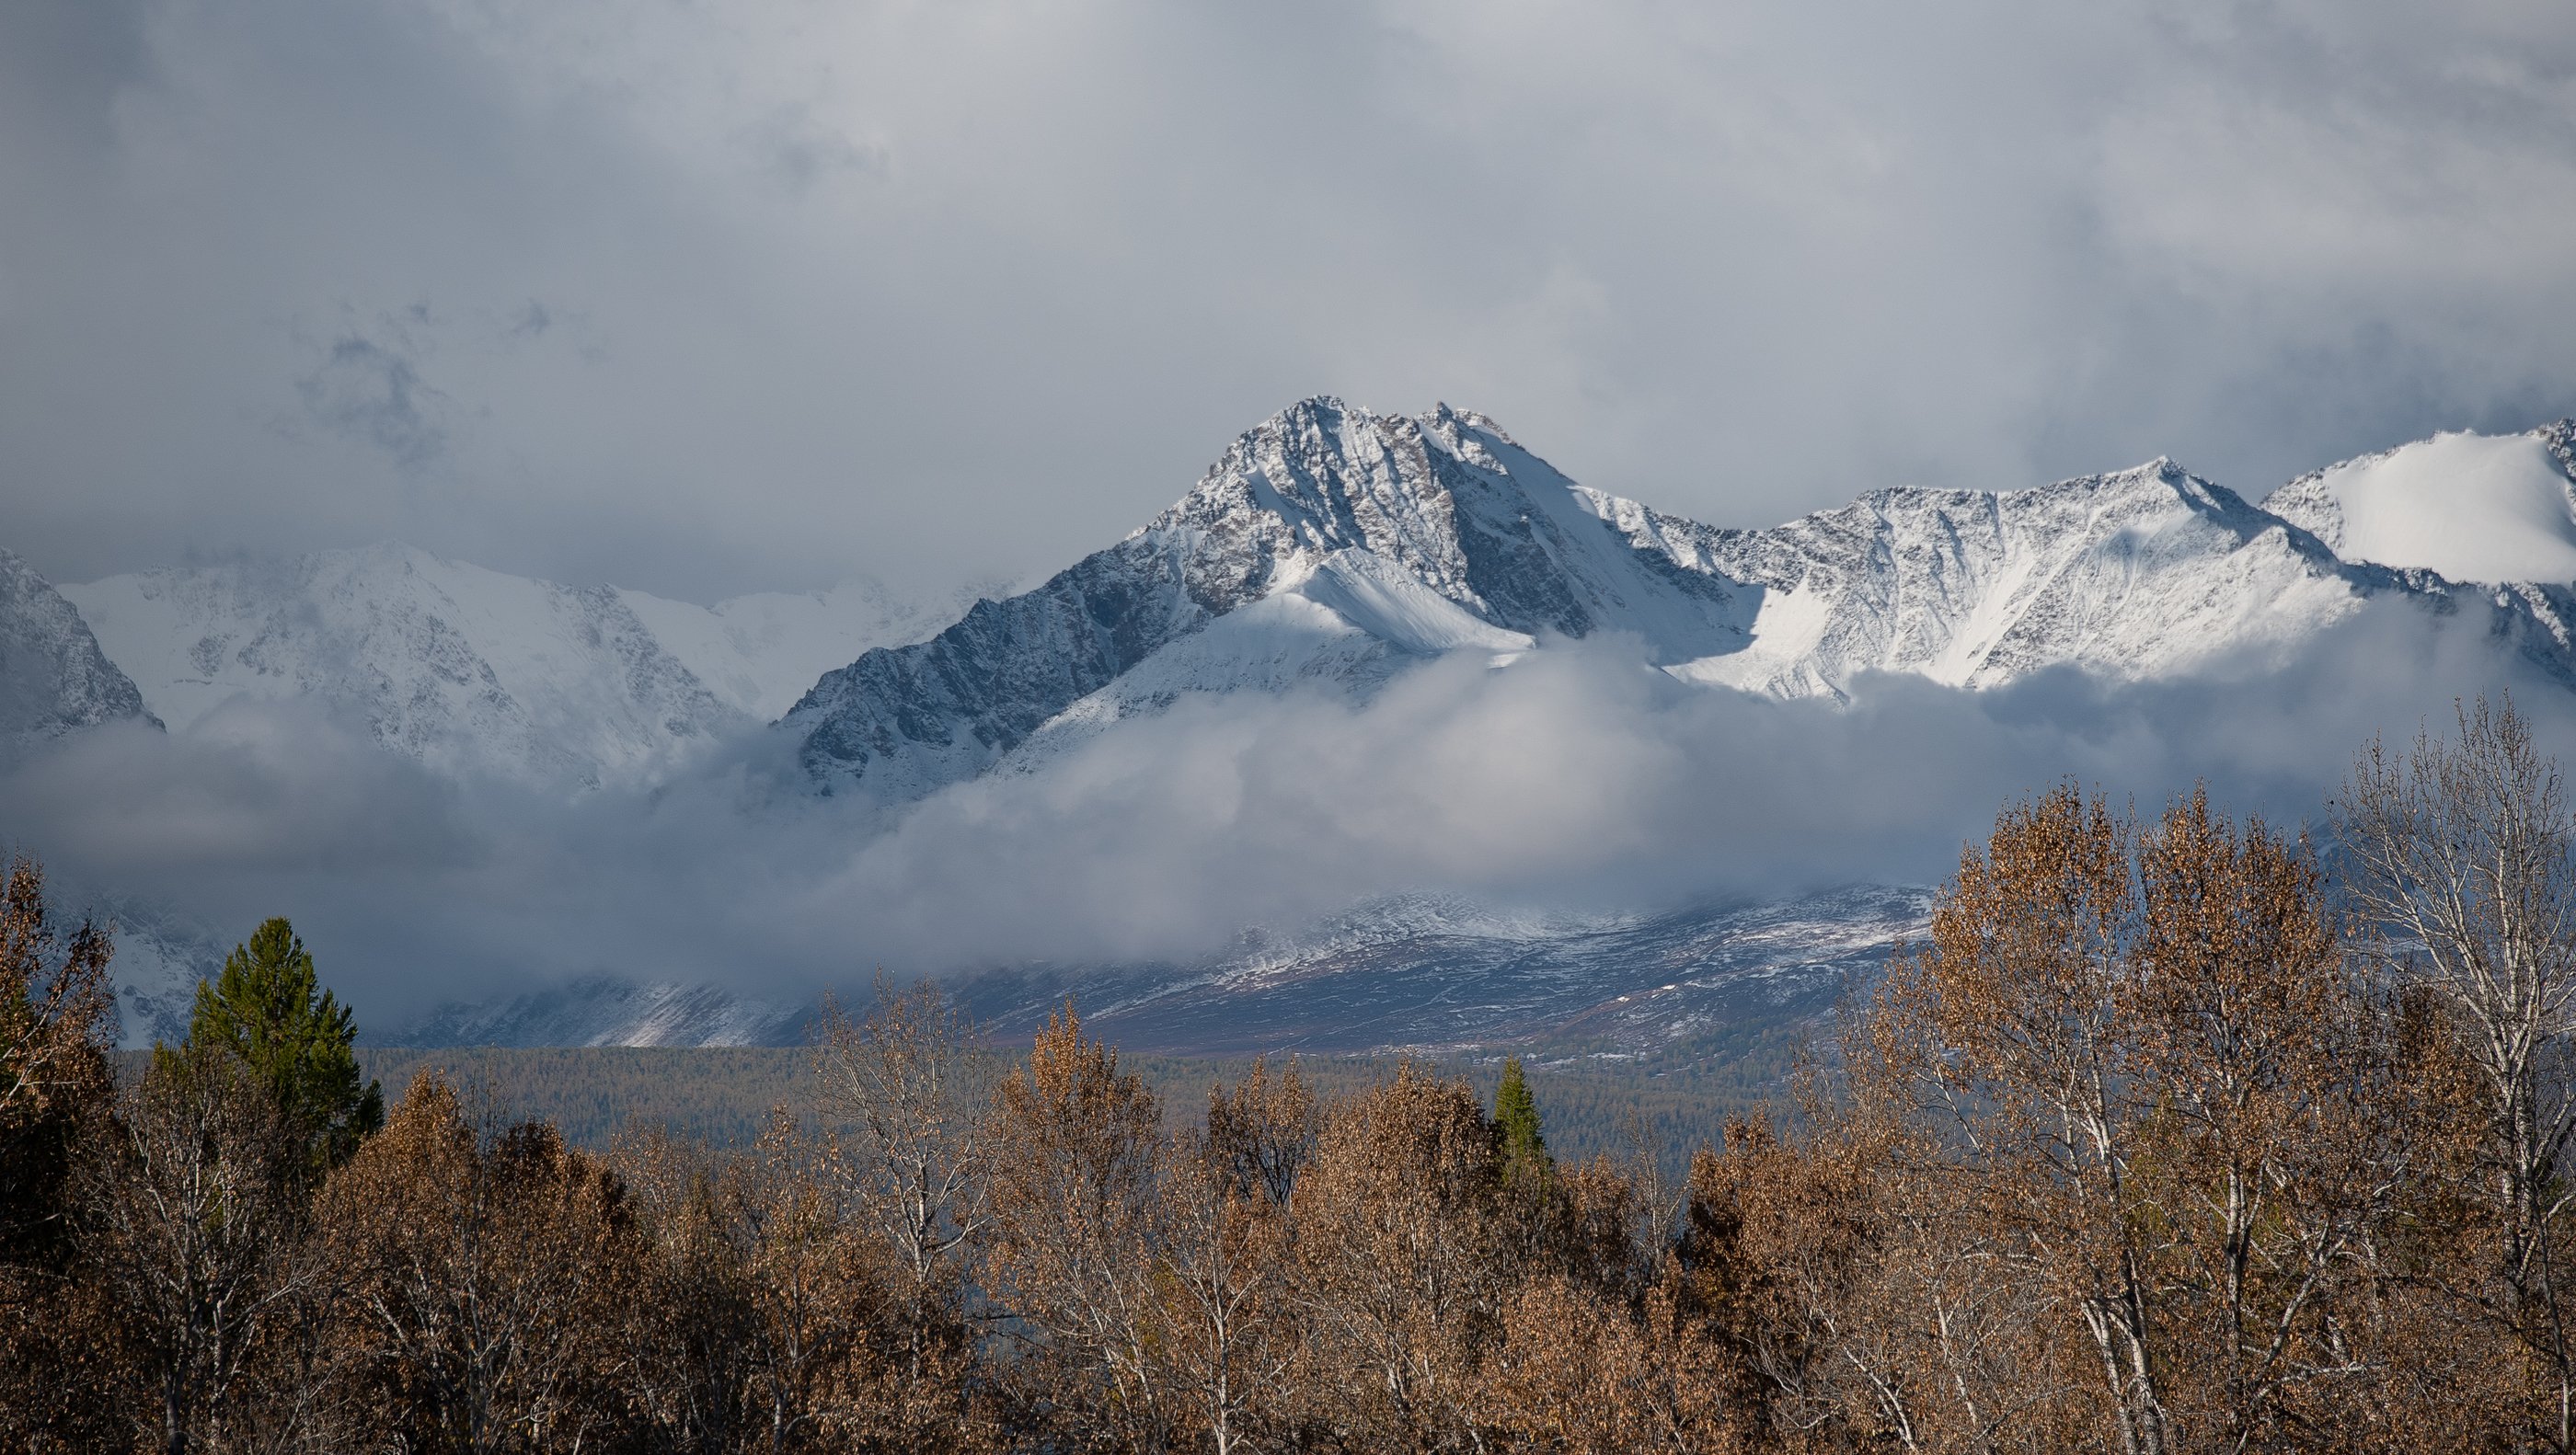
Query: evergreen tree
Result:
<box><xmin>186</xmin><ymin>917</ymin><xmax>382</xmax><ymax>1177</ymax></box>
<box><xmin>1494</xmin><ymin>1056</ymin><xmax>1549</xmax><ymax>1182</ymax></box>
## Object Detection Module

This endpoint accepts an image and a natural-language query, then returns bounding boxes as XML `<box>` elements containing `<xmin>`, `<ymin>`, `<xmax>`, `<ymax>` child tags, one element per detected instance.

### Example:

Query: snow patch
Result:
<box><xmin>2289</xmin><ymin>431</ymin><xmax>2576</xmax><ymax>584</ymax></box>
<box><xmin>1292</xmin><ymin>551</ymin><xmax>1533</xmax><ymax>657</ymax></box>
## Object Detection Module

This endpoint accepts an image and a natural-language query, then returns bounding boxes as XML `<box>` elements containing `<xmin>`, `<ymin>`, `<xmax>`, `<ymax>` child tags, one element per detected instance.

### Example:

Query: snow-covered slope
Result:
<box><xmin>64</xmin><ymin>546</ymin><xmax>742</xmax><ymax>787</ymax></box>
<box><xmin>784</xmin><ymin>398</ymin><xmax>1764</xmax><ymax>797</ymax></box>
<box><xmin>379</xmin><ymin>976</ymin><xmax>811</xmax><ymax>1048</ymax></box>
<box><xmin>1672</xmin><ymin>458</ymin><xmax>2367</xmax><ymax>696</ymax></box>
<box><xmin>2264</xmin><ymin>423</ymin><xmax>2576</xmax><ymax>585</ymax></box>
<box><xmin>94</xmin><ymin>901</ymin><xmax>228</xmax><ymax>1051</ymax></box>
<box><xmin>63</xmin><ymin>549</ymin><xmax>949</xmax><ymax>788</ymax></box>
<box><xmin>788</xmin><ymin>398</ymin><xmax>2576</xmax><ymax>802</ymax></box>
<box><xmin>0</xmin><ymin>547</ymin><xmax>156</xmax><ymax>754</ymax></box>
<box><xmin>362</xmin><ymin>886</ymin><xmax>1924</xmax><ymax>1054</ymax></box>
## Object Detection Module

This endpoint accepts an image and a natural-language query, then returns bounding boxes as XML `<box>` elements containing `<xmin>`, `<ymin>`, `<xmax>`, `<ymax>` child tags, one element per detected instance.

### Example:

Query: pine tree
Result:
<box><xmin>185</xmin><ymin>917</ymin><xmax>383</xmax><ymax>1178</ymax></box>
<box><xmin>1494</xmin><ymin>1056</ymin><xmax>1548</xmax><ymax>1183</ymax></box>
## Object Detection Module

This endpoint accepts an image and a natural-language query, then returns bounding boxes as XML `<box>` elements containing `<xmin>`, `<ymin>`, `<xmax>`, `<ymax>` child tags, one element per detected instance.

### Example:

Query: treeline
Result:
<box><xmin>341</xmin><ymin>1045</ymin><xmax>1788</xmax><ymax>1178</ymax></box>
<box><xmin>9</xmin><ymin>697</ymin><xmax>2576</xmax><ymax>1451</ymax></box>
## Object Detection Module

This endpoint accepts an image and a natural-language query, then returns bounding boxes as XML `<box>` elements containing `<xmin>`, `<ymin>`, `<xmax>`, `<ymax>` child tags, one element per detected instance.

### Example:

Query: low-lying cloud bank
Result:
<box><xmin>2</xmin><ymin>593</ymin><xmax>2565</xmax><ymax>1029</ymax></box>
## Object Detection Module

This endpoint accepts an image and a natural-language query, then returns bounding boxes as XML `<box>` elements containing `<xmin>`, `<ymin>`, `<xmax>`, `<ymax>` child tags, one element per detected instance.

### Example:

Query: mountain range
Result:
<box><xmin>6</xmin><ymin>399</ymin><xmax>2575</xmax><ymax>1052</ymax></box>
<box><xmin>785</xmin><ymin>402</ymin><xmax>2576</xmax><ymax>805</ymax></box>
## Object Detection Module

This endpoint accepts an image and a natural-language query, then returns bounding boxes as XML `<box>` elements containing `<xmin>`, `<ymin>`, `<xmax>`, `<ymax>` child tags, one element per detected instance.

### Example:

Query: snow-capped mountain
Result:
<box><xmin>47</xmin><ymin>401</ymin><xmax>2576</xmax><ymax>808</ymax></box>
<box><xmin>26</xmin><ymin>398</ymin><xmax>2576</xmax><ymax>1050</ymax></box>
<box><xmin>0</xmin><ymin>547</ymin><xmax>156</xmax><ymax>755</ymax></box>
<box><xmin>63</xmin><ymin>547</ymin><xmax>957</xmax><ymax>788</ymax></box>
<box><xmin>786</xmin><ymin>398</ymin><xmax>2576</xmax><ymax>801</ymax></box>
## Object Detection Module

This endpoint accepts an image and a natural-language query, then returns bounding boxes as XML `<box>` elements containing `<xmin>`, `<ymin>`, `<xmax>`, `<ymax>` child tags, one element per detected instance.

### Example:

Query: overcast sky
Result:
<box><xmin>5</xmin><ymin>0</ymin><xmax>2574</xmax><ymax>604</ymax></box>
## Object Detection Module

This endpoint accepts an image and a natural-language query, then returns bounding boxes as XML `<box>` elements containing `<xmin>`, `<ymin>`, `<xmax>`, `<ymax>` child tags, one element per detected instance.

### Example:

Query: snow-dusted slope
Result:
<box><xmin>948</xmin><ymin>885</ymin><xmax>1933</xmax><ymax>1057</ymax></box>
<box><xmin>368</xmin><ymin>884</ymin><xmax>1924</xmax><ymax>1053</ymax></box>
<box><xmin>380</xmin><ymin>976</ymin><xmax>810</xmax><ymax>1048</ymax></box>
<box><xmin>1673</xmin><ymin>459</ymin><xmax>2366</xmax><ymax>696</ymax></box>
<box><xmin>94</xmin><ymin>901</ymin><xmax>227</xmax><ymax>1051</ymax></box>
<box><xmin>788</xmin><ymin>398</ymin><xmax>2576</xmax><ymax>802</ymax></box>
<box><xmin>0</xmin><ymin>547</ymin><xmax>156</xmax><ymax>753</ymax></box>
<box><xmin>2265</xmin><ymin>424</ymin><xmax>2576</xmax><ymax>585</ymax></box>
<box><xmin>65</xmin><ymin>546</ymin><xmax>742</xmax><ymax>787</ymax></box>
<box><xmin>63</xmin><ymin>550</ymin><xmax>949</xmax><ymax>788</ymax></box>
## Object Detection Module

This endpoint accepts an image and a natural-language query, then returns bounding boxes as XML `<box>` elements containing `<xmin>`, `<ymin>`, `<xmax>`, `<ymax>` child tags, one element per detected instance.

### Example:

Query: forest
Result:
<box><xmin>7</xmin><ymin>696</ymin><xmax>2576</xmax><ymax>1454</ymax></box>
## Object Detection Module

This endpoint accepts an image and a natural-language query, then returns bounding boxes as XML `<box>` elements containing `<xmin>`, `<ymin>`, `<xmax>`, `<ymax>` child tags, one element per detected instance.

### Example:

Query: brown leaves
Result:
<box><xmin>1839</xmin><ymin>781</ymin><xmax>2536</xmax><ymax>1452</ymax></box>
<box><xmin>314</xmin><ymin>1073</ymin><xmax>642</xmax><ymax>1451</ymax></box>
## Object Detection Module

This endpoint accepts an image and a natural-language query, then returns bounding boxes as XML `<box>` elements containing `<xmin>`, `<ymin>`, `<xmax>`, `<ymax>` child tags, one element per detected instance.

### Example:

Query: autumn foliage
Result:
<box><xmin>11</xmin><ymin>699</ymin><xmax>2576</xmax><ymax>1450</ymax></box>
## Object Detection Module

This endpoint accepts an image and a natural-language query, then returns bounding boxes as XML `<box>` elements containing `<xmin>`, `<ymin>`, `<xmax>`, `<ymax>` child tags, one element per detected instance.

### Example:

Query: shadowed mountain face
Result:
<box><xmin>375</xmin><ymin>977</ymin><xmax>811</xmax><ymax>1050</ymax></box>
<box><xmin>0</xmin><ymin>547</ymin><xmax>155</xmax><ymax>753</ymax></box>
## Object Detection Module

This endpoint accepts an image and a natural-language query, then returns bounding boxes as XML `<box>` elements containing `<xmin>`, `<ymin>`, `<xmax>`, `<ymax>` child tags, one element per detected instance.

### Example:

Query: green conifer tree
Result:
<box><xmin>1494</xmin><ymin>1056</ymin><xmax>1549</xmax><ymax>1183</ymax></box>
<box><xmin>185</xmin><ymin>917</ymin><xmax>383</xmax><ymax>1178</ymax></box>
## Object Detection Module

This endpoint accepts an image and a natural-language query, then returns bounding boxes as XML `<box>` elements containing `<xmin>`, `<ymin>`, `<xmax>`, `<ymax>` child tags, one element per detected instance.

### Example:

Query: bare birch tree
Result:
<box><xmin>2339</xmin><ymin>693</ymin><xmax>2576</xmax><ymax>1446</ymax></box>
<box><xmin>81</xmin><ymin>1048</ymin><xmax>305</xmax><ymax>1455</ymax></box>
<box><xmin>814</xmin><ymin>975</ymin><xmax>992</xmax><ymax>1381</ymax></box>
<box><xmin>982</xmin><ymin>1004</ymin><xmax>1168</xmax><ymax>1448</ymax></box>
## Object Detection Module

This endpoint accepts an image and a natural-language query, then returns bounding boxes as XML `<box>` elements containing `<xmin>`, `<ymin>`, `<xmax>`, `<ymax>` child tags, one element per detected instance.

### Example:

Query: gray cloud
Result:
<box><xmin>2</xmin><ymin>597</ymin><xmax>2561</xmax><ymax>1030</ymax></box>
<box><xmin>1</xmin><ymin>0</ymin><xmax>2570</xmax><ymax>603</ymax></box>
<box><xmin>293</xmin><ymin>311</ymin><xmax>454</xmax><ymax>470</ymax></box>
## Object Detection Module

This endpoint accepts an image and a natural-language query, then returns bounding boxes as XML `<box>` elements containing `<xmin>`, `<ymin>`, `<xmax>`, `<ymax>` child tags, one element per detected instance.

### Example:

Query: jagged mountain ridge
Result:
<box><xmin>788</xmin><ymin>398</ymin><xmax>2576</xmax><ymax>801</ymax></box>
<box><xmin>38</xmin><ymin>401</ymin><xmax>2576</xmax><ymax>805</ymax></box>
<box><xmin>786</xmin><ymin>400</ymin><xmax>1764</xmax><ymax>796</ymax></box>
